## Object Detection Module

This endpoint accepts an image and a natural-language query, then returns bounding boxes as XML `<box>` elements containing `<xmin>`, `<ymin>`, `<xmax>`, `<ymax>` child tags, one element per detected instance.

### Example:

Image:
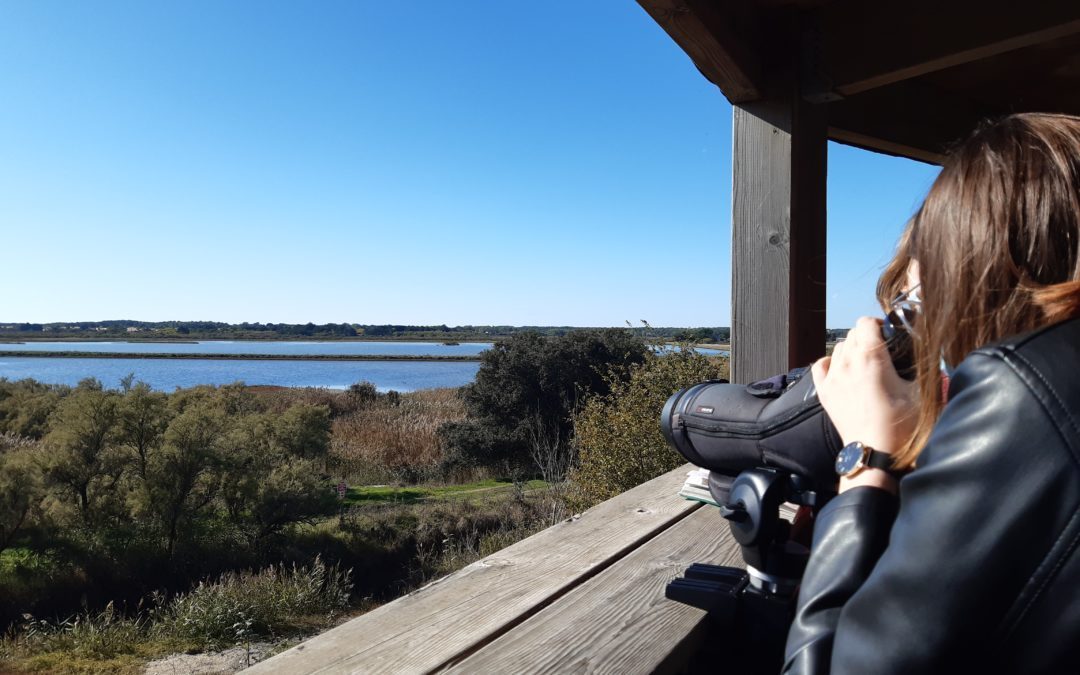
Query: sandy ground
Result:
<box><xmin>142</xmin><ymin>643</ymin><xmax>275</xmax><ymax>674</ymax></box>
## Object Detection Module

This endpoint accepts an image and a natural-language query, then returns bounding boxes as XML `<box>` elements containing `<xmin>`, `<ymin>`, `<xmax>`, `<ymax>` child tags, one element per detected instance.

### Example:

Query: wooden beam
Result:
<box><xmin>636</xmin><ymin>0</ymin><xmax>763</xmax><ymax>103</ymax></box>
<box><xmin>731</xmin><ymin>95</ymin><xmax>827</xmax><ymax>384</ymax></box>
<box><xmin>826</xmin><ymin>80</ymin><xmax>996</xmax><ymax>165</ymax></box>
<box><xmin>818</xmin><ymin>0</ymin><xmax>1080</xmax><ymax>96</ymax></box>
<box><xmin>828</xmin><ymin>128</ymin><xmax>944</xmax><ymax>166</ymax></box>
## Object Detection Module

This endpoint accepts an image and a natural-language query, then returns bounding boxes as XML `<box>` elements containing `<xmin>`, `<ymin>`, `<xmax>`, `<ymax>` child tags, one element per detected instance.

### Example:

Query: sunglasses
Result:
<box><xmin>888</xmin><ymin>284</ymin><xmax>921</xmax><ymax>336</ymax></box>
<box><xmin>882</xmin><ymin>284</ymin><xmax>920</xmax><ymax>380</ymax></box>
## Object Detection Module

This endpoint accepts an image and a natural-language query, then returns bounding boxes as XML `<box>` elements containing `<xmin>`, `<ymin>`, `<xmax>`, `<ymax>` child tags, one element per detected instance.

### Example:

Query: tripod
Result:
<box><xmin>666</xmin><ymin>468</ymin><xmax>827</xmax><ymax>674</ymax></box>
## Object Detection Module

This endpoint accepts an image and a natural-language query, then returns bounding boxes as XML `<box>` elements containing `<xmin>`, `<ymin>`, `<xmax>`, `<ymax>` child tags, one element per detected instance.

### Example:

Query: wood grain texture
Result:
<box><xmin>439</xmin><ymin>505</ymin><xmax>742</xmax><ymax>675</ymax></box>
<box><xmin>731</xmin><ymin>97</ymin><xmax>827</xmax><ymax>384</ymax></box>
<box><xmin>731</xmin><ymin>100</ymin><xmax>791</xmax><ymax>385</ymax></box>
<box><xmin>636</xmin><ymin>0</ymin><xmax>761</xmax><ymax>102</ymax></box>
<box><xmin>246</xmin><ymin>465</ymin><xmax>703</xmax><ymax>675</ymax></box>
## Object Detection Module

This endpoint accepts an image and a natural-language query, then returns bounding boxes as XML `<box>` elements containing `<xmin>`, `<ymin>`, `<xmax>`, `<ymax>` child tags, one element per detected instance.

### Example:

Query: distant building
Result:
<box><xmin>126</xmin><ymin>327</ymin><xmax>141</xmax><ymax>333</ymax></box>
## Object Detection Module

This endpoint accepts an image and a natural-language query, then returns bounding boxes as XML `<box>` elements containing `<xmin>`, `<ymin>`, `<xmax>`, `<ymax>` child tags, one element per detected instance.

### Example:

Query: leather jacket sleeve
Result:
<box><xmin>782</xmin><ymin>349</ymin><xmax>1080</xmax><ymax>674</ymax></box>
<box><xmin>781</xmin><ymin>487</ymin><xmax>898</xmax><ymax>674</ymax></box>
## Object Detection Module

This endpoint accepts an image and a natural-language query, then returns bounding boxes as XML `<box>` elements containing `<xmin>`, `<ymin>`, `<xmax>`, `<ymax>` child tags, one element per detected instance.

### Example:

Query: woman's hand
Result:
<box><xmin>812</xmin><ymin>316</ymin><xmax>918</xmax><ymax>493</ymax></box>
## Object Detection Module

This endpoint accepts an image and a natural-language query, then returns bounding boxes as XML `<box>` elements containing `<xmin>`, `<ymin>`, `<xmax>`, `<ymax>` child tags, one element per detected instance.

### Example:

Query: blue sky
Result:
<box><xmin>0</xmin><ymin>1</ymin><xmax>939</xmax><ymax>328</ymax></box>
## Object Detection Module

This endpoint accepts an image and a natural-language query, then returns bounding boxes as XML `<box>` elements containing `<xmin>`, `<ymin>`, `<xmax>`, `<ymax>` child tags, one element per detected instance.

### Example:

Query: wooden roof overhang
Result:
<box><xmin>639</xmin><ymin>0</ymin><xmax>1080</xmax><ymax>163</ymax></box>
<box><xmin>637</xmin><ymin>0</ymin><xmax>1080</xmax><ymax>382</ymax></box>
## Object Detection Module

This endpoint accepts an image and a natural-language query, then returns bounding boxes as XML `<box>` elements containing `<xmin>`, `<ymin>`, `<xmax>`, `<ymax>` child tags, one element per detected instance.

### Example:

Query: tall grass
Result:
<box><xmin>248</xmin><ymin>384</ymin><xmax>467</xmax><ymax>484</ymax></box>
<box><xmin>7</xmin><ymin>602</ymin><xmax>150</xmax><ymax>661</ymax></box>
<box><xmin>0</xmin><ymin>558</ymin><xmax>352</xmax><ymax>669</ymax></box>
<box><xmin>159</xmin><ymin>556</ymin><xmax>352</xmax><ymax>645</ymax></box>
<box><xmin>329</xmin><ymin>388</ymin><xmax>466</xmax><ymax>484</ymax></box>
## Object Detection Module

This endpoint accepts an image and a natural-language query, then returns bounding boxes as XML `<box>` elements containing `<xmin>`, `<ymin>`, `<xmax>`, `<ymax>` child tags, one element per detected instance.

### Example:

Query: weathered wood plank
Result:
<box><xmin>439</xmin><ymin>505</ymin><xmax>740</xmax><ymax>675</ymax></box>
<box><xmin>246</xmin><ymin>465</ymin><xmax>703</xmax><ymax>675</ymax></box>
<box><xmin>731</xmin><ymin>96</ymin><xmax>827</xmax><ymax>384</ymax></box>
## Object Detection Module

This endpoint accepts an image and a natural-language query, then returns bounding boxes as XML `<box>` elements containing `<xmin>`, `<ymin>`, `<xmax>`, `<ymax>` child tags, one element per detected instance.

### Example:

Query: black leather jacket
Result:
<box><xmin>783</xmin><ymin>317</ymin><xmax>1080</xmax><ymax>674</ymax></box>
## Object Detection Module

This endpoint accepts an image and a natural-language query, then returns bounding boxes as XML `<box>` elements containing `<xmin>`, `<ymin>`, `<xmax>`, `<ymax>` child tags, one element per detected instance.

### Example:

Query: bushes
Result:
<box><xmin>0</xmin><ymin>379</ymin><xmax>342</xmax><ymax>631</ymax></box>
<box><xmin>570</xmin><ymin>349</ymin><xmax>728</xmax><ymax>509</ymax></box>
<box><xmin>1</xmin><ymin>558</ymin><xmax>353</xmax><ymax>666</ymax></box>
<box><xmin>0</xmin><ymin>489</ymin><xmax>552</xmax><ymax>669</ymax></box>
<box><xmin>0</xmin><ymin>444</ymin><xmax>43</xmax><ymax>555</ymax></box>
<box><xmin>439</xmin><ymin>329</ymin><xmax>649</xmax><ymax>475</ymax></box>
<box><xmin>160</xmin><ymin>557</ymin><xmax>352</xmax><ymax>644</ymax></box>
<box><xmin>0</xmin><ymin>379</ymin><xmax>68</xmax><ymax>440</ymax></box>
<box><xmin>0</xmin><ymin>378</ymin><xmax>482</xmax><ymax>634</ymax></box>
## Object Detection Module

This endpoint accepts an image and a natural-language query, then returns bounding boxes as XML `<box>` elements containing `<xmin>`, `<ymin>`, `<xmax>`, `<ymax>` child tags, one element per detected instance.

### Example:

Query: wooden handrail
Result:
<box><xmin>247</xmin><ymin>464</ymin><xmax>735</xmax><ymax>674</ymax></box>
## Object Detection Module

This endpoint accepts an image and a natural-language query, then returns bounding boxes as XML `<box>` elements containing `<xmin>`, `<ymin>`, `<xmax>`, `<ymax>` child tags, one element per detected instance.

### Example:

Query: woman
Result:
<box><xmin>782</xmin><ymin>113</ymin><xmax>1080</xmax><ymax>674</ymax></box>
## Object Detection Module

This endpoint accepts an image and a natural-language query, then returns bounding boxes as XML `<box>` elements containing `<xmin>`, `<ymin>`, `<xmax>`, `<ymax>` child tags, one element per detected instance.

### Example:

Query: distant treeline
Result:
<box><xmin>0</xmin><ymin>321</ymin><xmax>735</xmax><ymax>343</ymax></box>
<box><xmin>1</xmin><ymin>321</ymin><xmax>850</xmax><ymax>343</ymax></box>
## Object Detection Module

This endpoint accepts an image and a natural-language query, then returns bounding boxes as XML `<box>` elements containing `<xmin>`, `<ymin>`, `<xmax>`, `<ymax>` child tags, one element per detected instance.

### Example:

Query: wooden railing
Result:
<box><xmin>247</xmin><ymin>464</ymin><xmax>746</xmax><ymax>674</ymax></box>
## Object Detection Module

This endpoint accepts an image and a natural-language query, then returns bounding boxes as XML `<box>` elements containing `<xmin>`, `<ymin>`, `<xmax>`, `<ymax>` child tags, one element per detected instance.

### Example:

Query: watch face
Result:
<box><xmin>835</xmin><ymin>442</ymin><xmax>866</xmax><ymax>476</ymax></box>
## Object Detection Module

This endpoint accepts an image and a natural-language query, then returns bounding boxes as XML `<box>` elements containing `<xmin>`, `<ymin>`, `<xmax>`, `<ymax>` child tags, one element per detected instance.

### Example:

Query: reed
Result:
<box><xmin>328</xmin><ymin>388</ymin><xmax>466</xmax><ymax>484</ymax></box>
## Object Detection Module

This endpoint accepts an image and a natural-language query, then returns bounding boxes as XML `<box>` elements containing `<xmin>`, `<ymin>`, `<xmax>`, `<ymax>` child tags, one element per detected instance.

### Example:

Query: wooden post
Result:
<box><xmin>730</xmin><ymin>95</ymin><xmax>827</xmax><ymax>384</ymax></box>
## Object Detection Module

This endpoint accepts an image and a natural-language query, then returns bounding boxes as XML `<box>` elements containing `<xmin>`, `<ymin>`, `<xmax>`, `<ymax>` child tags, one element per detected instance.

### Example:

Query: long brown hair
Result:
<box><xmin>883</xmin><ymin>113</ymin><xmax>1080</xmax><ymax>470</ymax></box>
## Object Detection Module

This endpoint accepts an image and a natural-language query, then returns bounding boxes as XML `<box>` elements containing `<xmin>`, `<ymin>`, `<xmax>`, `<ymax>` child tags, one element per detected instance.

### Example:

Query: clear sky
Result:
<box><xmin>0</xmin><ymin>1</ymin><xmax>940</xmax><ymax>328</ymax></box>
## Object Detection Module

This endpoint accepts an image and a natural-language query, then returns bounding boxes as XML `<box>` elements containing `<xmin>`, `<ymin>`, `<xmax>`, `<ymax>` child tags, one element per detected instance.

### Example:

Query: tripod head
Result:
<box><xmin>712</xmin><ymin>468</ymin><xmax>822</xmax><ymax>596</ymax></box>
<box><xmin>667</xmin><ymin>465</ymin><xmax>824</xmax><ymax>610</ymax></box>
<box><xmin>666</xmin><ymin>467</ymin><xmax>821</xmax><ymax>674</ymax></box>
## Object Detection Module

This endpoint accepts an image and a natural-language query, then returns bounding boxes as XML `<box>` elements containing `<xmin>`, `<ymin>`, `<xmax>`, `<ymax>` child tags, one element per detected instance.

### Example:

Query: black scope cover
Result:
<box><xmin>660</xmin><ymin>370</ymin><xmax>843</xmax><ymax>492</ymax></box>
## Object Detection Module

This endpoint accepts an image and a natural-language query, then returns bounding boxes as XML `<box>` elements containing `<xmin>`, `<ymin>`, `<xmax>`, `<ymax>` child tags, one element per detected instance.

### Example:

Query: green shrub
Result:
<box><xmin>0</xmin><ymin>379</ymin><xmax>68</xmax><ymax>440</ymax></box>
<box><xmin>157</xmin><ymin>556</ymin><xmax>352</xmax><ymax>645</ymax></box>
<box><xmin>439</xmin><ymin>329</ymin><xmax>649</xmax><ymax>474</ymax></box>
<box><xmin>0</xmin><ymin>445</ymin><xmax>45</xmax><ymax>556</ymax></box>
<box><xmin>570</xmin><ymin>349</ymin><xmax>728</xmax><ymax>510</ymax></box>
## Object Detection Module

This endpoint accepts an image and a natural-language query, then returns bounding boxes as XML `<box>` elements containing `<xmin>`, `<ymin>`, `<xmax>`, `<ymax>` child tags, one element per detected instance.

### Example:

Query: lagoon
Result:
<box><xmin>0</xmin><ymin>340</ymin><xmax>727</xmax><ymax>392</ymax></box>
<box><xmin>0</xmin><ymin>340</ymin><xmax>491</xmax><ymax>357</ymax></box>
<box><xmin>0</xmin><ymin>356</ymin><xmax>481</xmax><ymax>392</ymax></box>
<box><xmin>0</xmin><ymin>342</ymin><xmax>489</xmax><ymax>391</ymax></box>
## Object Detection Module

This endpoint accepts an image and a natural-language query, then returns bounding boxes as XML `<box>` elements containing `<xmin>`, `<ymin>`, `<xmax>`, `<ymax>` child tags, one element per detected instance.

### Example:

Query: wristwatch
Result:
<box><xmin>835</xmin><ymin>441</ymin><xmax>898</xmax><ymax>478</ymax></box>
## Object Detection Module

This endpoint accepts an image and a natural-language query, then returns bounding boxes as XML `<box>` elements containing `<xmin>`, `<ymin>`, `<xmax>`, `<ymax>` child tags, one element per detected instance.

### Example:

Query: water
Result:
<box><xmin>0</xmin><ymin>340</ymin><xmax>490</xmax><ymax>357</ymax></box>
<box><xmin>0</xmin><ymin>356</ymin><xmax>481</xmax><ymax>392</ymax></box>
<box><xmin>0</xmin><ymin>340</ymin><xmax>727</xmax><ymax>392</ymax></box>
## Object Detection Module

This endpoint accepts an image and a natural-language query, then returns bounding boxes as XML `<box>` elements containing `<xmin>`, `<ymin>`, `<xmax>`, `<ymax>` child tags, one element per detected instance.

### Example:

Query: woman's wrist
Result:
<box><xmin>839</xmin><ymin>467</ymin><xmax>899</xmax><ymax>496</ymax></box>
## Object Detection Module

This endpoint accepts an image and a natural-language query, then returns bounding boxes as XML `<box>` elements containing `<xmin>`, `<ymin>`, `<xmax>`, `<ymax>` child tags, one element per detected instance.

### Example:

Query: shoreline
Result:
<box><xmin>0</xmin><ymin>337</ymin><xmax>496</xmax><ymax>345</ymax></box>
<box><xmin>0</xmin><ymin>351</ymin><xmax>482</xmax><ymax>362</ymax></box>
